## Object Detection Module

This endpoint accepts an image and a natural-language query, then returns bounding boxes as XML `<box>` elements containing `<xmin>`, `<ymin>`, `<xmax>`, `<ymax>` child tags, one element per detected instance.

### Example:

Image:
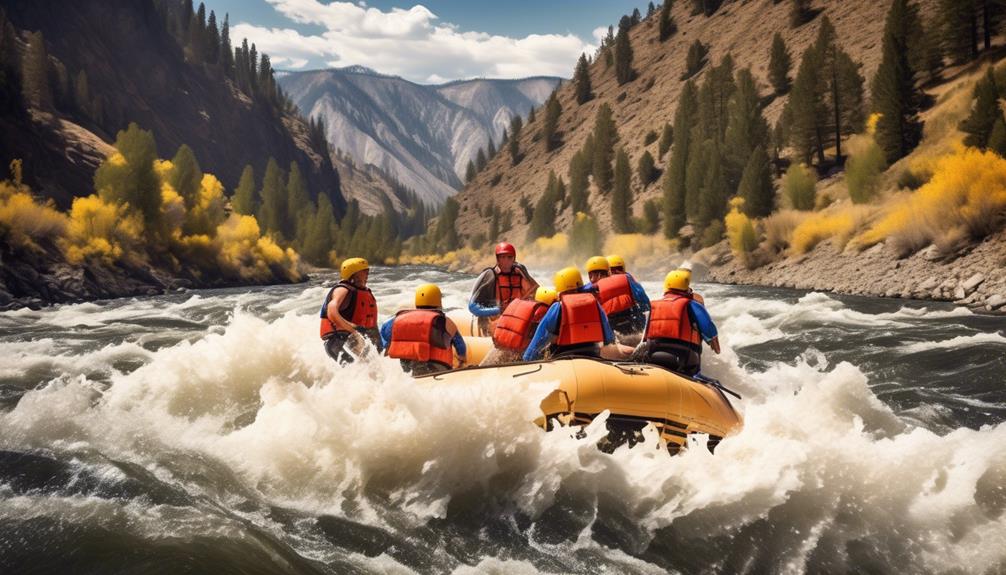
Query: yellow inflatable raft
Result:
<box><xmin>436</xmin><ymin>337</ymin><xmax>742</xmax><ymax>454</ymax></box>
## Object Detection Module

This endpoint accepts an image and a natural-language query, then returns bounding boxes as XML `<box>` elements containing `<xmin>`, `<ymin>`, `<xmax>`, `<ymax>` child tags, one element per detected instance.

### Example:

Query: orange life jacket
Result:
<box><xmin>596</xmin><ymin>274</ymin><xmax>635</xmax><ymax>316</ymax></box>
<box><xmin>319</xmin><ymin>281</ymin><xmax>378</xmax><ymax>339</ymax></box>
<box><xmin>492</xmin><ymin>299</ymin><xmax>549</xmax><ymax>351</ymax></box>
<box><xmin>645</xmin><ymin>293</ymin><xmax>701</xmax><ymax>351</ymax></box>
<box><xmin>556</xmin><ymin>292</ymin><xmax>605</xmax><ymax>346</ymax></box>
<box><xmin>387</xmin><ymin>309</ymin><xmax>454</xmax><ymax>367</ymax></box>
<box><xmin>493</xmin><ymin>266</ymin><xmax>527</xmax><ymax>310</ymax></box>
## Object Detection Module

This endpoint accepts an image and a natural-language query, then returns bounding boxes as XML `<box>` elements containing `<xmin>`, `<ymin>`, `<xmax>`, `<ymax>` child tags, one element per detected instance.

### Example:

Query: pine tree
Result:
<box><xmin>769</xmin><ymin>32</ymin><xmax>792</xmax><ymax>95</ymax></box>
<box><xmin>220</xmin><ymin>14</ymin><xmax>234</xmax><ymax>74</ymax></box>
<box><xmin>465</xmin><ymin>160</ymin><xmax>477</xmax><ymax>183</ymax></box>
<box><xmin>436</xmin><ymin>198</ymin><xmax>460</xmax><ymax>251</ymax></box>
<box><xmin>614</xmin><ymin>16</ymin><xmax>635</xmax><ymax>85</ymax></box>
<box><xmin>95</xmin><ymin>123</ymin><xmax>161</xmax><ymax>234</ymax></box>
<box><xmin>658</xmin><ymin>122</ymin><xmax>674</xmax><ymax>158</ymax></box>
<box><xmin>738</xmin><ymin>145</ymin><xmax>774</xmax><ymax>218</ymax></box>
<box><xmin>555</xmin><ymin>176</ymin><xmax>567</xmax><ymax>207</ymax></box>
<box><xmin>302</xmin><ymin>194</ymin><xmax>337</xmax><ymax>265</ymax></box>
<box><xmin>648</xmin><ymin>2</ymin><xmax>656</xmax><ymax>18</ymax></box>
<box><xmin>988</xmin><ymin>116</ymin><xmax>1006</xmax><ymax>157</ymax></box>
<box><xmin>872</xmin><ymin>0</ymin><xmax>923</xmax><ymax>163</ymax></box>
<box><xmin>663</xmin><ymin>80</ymin><xmax>698</xmax><ymax>237</ymax></box>
<box><xmin>642</xmin><ymin>199</ymin><xmax>660</xmax><ymax>234</ymax></box>
<box><xmin>814</xmin><ymin>17</ymin><xmax>865</xmax><ymax>160</ymax></box>
<box><xmin>696</xmin><ymin>54</ymin><xmax>736</xmax><ymax>144</ymax></box>
<box><xmin>960</xmin><ymin>68</ymin><xmax>999</xmax><ymax>149</ymax></box>
<box><xmin>286</xmin><ymin>161</ymin><xmax>311</xmax><ymax>240</ymax></box>
<box><xmin>476</xmin><ymin>148</ymin><xmax>487</xmax><ymax>171</ymax></box>
<box><xmin>568</xmin><ymin>150</ymin><xmax>590</xmax><ymax>214</ymax></box>
<box><xmin>257</xmin><ymin>158</ymin><xmax>286</xmax><ymax>238</ymax></box>
<box><xmin>232</xmin><ymin>164</ymin><xmax>257</xmax><ymax>215</ymax></box>
<box><xmin>169</xmin><ymin>144</ymin><xmax>202</xmax><ymax>210</ymax></box>
<box><xmin>527</xmin><ymin>176</ymin><xmax>557</xmax><ymax>241</ymax></box>
<box><xmin>631</xmin><ymin>8</ymin><xmax>642</xmax><ymax>26</ymax></box>
<box><xmin>509</xmin><ymin>114</ymin><xmax>523</xmax><ymax>165</ymax></box>
<box><xmin>724</xmin><ymin>68</ymin><xmax>769</xmax><ymax>191</ymax></box>
<box><xmin>787</xmin><ymin>36</ymin><xmax>826</xmax><ymax>163</ymax></box>
<box><xmin>697</xmin><ymin>142</ymin><xmax>727</xmax><ymax>233</ymax></box>
<box><xmin>939</xmin><ymin>0</ymin><xmax>978</xmax><ymax>64</ymax></box>
<box><xmin>611</xmin><ymin>147</ymin><xmax>632</xmax><ymax>233</ymax></box>
<box><xmin>685</xmin><ymin>138</ymin><xmax>712</xmax><ymax>221</ymax></box>
<box><xmin>487</xmin><ymin>136</ymin><xmax>497</xmax><ymax>158</ymax></box>
<box><xmin>206</xmin><ymin>10</ymin><xmax>220</xmax><ymax>64</ymax></box>
<box><xmin>592</xmin><ymin>103</ymin><xmax>618</xmax><ymax>193</ymax></box>
<box><xmin>542</xmin><ymin>91</ymin><xmax>563</xmax><ymax>151</ymax></box>
<box><xmin>527</xmin><ymin>106</ymin><xmax>536</xmax><ymax>123</ymax></box>
<box><xmin>21</xmin><ymin>31</ymin><xmax>51</xmax><ymax>110</ymax></box>
<box><xmin>638</xmin><ymin>150</ymin><xmax>657</xmax><ymax>185</ymax></box>
<box><xmin>683</xmin><ymin>40</ymin><xmax>707</xmax><ymax>79</ymax></box>
<box><xmin>659</xmin><ymin>0</ymin><xmax>677</xmax><ymax>41</ymax></box>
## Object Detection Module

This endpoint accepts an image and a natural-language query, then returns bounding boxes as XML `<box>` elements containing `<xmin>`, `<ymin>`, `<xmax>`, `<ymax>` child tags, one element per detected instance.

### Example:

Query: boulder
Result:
<box><xmin>986</xmin><ymin>294</ymin><xmax>1006</xmax><ymax>311</ymax></box>
<box><xmin>920</xmin><ymin>244</ymin><xmax>941</xmax><ymax>261</ymax></box>
<box><xmin>962</xmin><ymin>273</ymin><xmax>986</xmax><ymax>296</ymax></box>
<box><xmin>918</xmin><ymin>277</ymin><xmax>939</xmax><ymax>292</ymax></box>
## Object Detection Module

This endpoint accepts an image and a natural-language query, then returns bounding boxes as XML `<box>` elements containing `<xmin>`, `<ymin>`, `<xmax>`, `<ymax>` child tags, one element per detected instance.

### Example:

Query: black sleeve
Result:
<box><xmin>469</xmin><ymin>268</ymin><xmax>497</xmax><ymax>306</ymax></box>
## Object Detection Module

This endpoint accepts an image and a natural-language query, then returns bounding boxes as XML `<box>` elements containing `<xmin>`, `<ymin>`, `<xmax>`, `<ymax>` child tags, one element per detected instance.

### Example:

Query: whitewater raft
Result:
<box><xmin>432</xmin><ymin>328</ymin><xmax>742</xmax><ymax>453</ymax></box>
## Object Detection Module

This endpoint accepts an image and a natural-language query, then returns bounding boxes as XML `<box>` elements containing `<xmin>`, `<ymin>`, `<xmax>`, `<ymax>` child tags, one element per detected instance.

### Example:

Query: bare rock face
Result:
<box><xmin>962</xmin><ymin>273</ymin><xmax>986</xmax><ymax>296</ymax></box>
<box><xmin>986</xmin><ymin>294</ymin><xmax>1006</xmax><ymax>310</ymax></box>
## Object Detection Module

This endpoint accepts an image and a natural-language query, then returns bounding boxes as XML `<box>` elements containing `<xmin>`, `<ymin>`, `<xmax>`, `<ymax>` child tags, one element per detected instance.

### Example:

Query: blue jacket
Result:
<box><xmin>380</xmin><ymin>314</ymin><xmax>467</xmax><ymax>358</ymax></box>
<box><xmin>685</xmin><ymin>300</ymin><xmax>718</xmax><ymax>342</ymax></box>
<box><xmin>522</xmin><ymin>295</ymin><xmax>615</xmax><ymax>361</ymax></box>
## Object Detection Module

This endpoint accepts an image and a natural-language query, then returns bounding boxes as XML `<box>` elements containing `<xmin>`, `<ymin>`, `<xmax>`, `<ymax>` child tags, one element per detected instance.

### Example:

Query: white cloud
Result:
<box><xmin>230</xmin><ymin>0</ymin><xmax>596</xmax><ymax>82</ymax></box>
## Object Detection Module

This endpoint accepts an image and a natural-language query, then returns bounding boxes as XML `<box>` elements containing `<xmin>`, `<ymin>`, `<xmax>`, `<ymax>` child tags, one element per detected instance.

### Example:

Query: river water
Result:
<box><xmin>1</xmin><ymin>265</ymin><xmax>1004</xmax><ymax>574</ymax></box>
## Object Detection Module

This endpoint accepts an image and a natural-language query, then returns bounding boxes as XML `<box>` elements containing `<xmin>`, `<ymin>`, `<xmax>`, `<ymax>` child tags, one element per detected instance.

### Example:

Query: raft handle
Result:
<box><xmin>694</xmin><ymin>374</ymin><xmax>742</xmax><ymax>400</ymax></box>
<box><xmin>512</xmin><ymin>364</ymin><xmax>544</xmax><ymax>378</ymax></box>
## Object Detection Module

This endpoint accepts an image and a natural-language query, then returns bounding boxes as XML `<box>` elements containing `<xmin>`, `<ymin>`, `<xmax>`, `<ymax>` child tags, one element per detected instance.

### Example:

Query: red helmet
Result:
<box><xmin>494</xmin><ymin>242</ymin><xmax>516</xmax><ymax>258</ymax></box>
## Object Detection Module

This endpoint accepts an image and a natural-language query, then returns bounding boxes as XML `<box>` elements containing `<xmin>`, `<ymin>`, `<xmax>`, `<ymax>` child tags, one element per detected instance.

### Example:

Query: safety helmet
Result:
<box><xmin>664</xmin><ymin>270</ymin><xmax>691</xmax><ymax>293</ymax></box>
<box><xmin>554</xmin><ymin>267</ymin><xmax>584</xmax><ymax>294</ymax></box>
<box><xmin>585</xmin><ymin>256</ymin><xmax>610</xmax><ymax>273</ymax></box>
<box><xmin>534</xmin><ymin>286</ymin><xmax>558</xmax><ymax>306</ymax></box>
<box><xmin>606</xmin><ymin>254</ymin><xmax>626</xmax><ymax>271</ymax></box>
<box><xmin>495</xmin><ymin>242</ymin><xmax>517</xmax><ymax>257</ymax></box>
<box><xmin>415</xmin><ymin>283</ymin><xmax>443</xmax><ymax>308</ymax></box>
<box><xmin>340</xmin><ymin>257</ymin><xmax>369</xmax><ymax>281</ymax></box>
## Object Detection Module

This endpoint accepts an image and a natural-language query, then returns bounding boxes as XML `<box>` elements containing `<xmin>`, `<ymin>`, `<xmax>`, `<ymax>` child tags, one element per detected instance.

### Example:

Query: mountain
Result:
<box><xmin>278</xmin><ymin>68</ymin><xmax>561</xmax><ymax>205</ymax></box>
<box><xmin>450</xmin><ymin>0</ymin><xmax>915</xmax><ymax>242</ymax></box>
<box><xmin>1</xmin><ymin>0</ymin><xmax>344</xmax><ymax>214</ymax></box>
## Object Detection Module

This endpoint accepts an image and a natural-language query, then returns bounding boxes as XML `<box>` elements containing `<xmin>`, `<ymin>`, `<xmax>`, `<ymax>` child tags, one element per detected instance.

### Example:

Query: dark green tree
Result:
<box><xmin>685</xmin><ymin>137</ymin><xmax>712</xmax><ymax>221</ymax></box>
<box><xmin>568</xmin><ymin>149</ymin><xmax>590</xmax><ymax>214</ymax></box>
<box><xmin>658</xmin><ymin>122</ymin><xmax>674</xmax><ymax>158</ymax></box>
<box><xmin>696</xmin><ymin>142</ymin><xmax>727</xmax><ymax>232</ymax></box>
<box><xmin>614</xmin><ymin>16</ymin><xmax>635</xmax><ymax>85</ymax></box>
<box><xmin>435</xmin><ymin>198</ymin><xmax>460</xmax><ymax>251</ymax></box>
<box><xmin>659</xmin><ymin>0</ymin><xmax>677</xmax><ymax>41</ymax></box>
<box><xmin>301</xmin><ymin>194</ymin><xmax>337</xmax><ymax>265</ymax></box>
<box><xmin>637</xmin><ymin>150</ymin><xmax>657</xmax><ymax>185</ymax></box>
<box><xmin>509</xmin><ymin>115</ymin><xmax>523</xmax><ymax>165</ymax></box>
<box><xmin>642</xmin><ymin>199</ymin><xmax>661</xmax><ymax>234</ymax></box>
<box><xmin>872</xmin><ymin>0</ymin><xmax>923</xmax><ymax>163</ymax></box>
<box><xmin>574</xmin><ymin>52</ymin><xmax>592</xmax><ymax>104</ymax></box>
<box><xmin>232</xmin><ymin>164</ymin><xmax>257</xmax><ymax>215</ymax></box>
<box><xmin>465</xmin><ymin>160</ymin><xmax>477</xmax><ymax>183</ymax></box>
<box><xmin>724</xmin><ymin>68</ymin><xmax>769</xmax><ymax>190</ymax></box>
<box><xmin>663</xmin><ymin>80</ymin><xmax>698</xmax><ymax>237</ymax></box>
<box><xmin>476</xmin><ymin>148</ymin><xmax>487</xmax><ymax>171</ymax></box>
<box><xmin>527</xmin><ymin>174</ymin><xmax>558</xmax><ymax>241</ymax></box>
<box><xmin>769</xmin><ymin>32</ymin><xmax>792</xmax><ymax>95</ymax></box>
<box><xmin>611</xmin><ymin>147</ymin><xmax>632</xmax><ymax>232</ymax></box>
<box><xmin>169</xmin><ymin>144</ymin><xmax>203</xmax><ymax>211</ymax></box>
<box><xmin>683</xmin><ymin>40</ymin><xmax>708</xmax><ymax>79</ymax></box>
<box><xmin>257</xmin><ymin>158</ymin><xmax>286</xmax><ymax>238</ymax></box>
<box><xmin>959</xmin><ymin>68</ymin><xmax>999</xmax><ymax>149</ymax></box>
<box><xmin>286</xmin><ymin>161</ymin><xmax>311</xmax><ymax>240</ymax></box>
<box><xmin>542</xmin><ymin>91</ymin><xmax>563</xmax><ymax>151</ymax></box>
<box><xmin>738</xmin><ymin>145</ymin><xmax>774</xmax><ymax>218</ymax></box>
<box><xmin>938</xmin><ymin>0</ymin><xmax>978</xmax><ymax>64</ymax></box>
<box><xmin>988</xmin><ymin>115</ymin><xmax>1006</xmax><ymax>157</ymax></box>
<box><xmin>592</xmin><ymin>103</ymin><xmax>618</xmax><ymax>193</ymax></box>
<box><xmin>95</xmin><ymin>123</ymin><xmax>161</xmax><ymax>234</ymax></box>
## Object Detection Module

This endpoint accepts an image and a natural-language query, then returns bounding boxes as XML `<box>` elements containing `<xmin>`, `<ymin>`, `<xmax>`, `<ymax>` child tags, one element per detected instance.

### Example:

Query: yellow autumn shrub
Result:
<box><xmin>62</xmin><ymin>194</ymin><xmax>144</xmax><ymax>264</ymax></box>
<box><xmin>725</xmin><ymin>198</ymin><xmax>758</xmax><ymax>262</ymax></box>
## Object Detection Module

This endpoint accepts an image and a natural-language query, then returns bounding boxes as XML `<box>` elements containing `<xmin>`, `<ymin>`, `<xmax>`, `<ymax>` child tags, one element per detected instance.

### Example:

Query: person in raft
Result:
<box><xmin>381</xmin><ymin>283</ymin><xmax>467</xmax><ymax>376</ymax></box>
<box><xmin>673</xmin><ymin>266</ymin><xmax>705</xmax><ymax>305</ymax></box>
<box><xmin>481</xmin><ymin>287</ymin><xmax>558</xmax><ymax>365</ymax></box>
<box><xmin>319</xmin><ymin>257</ymin><xmax>380</xmax><ymax>364</ymax></box>
<box><xmin>468</xmin><ymin>242</ymin><xmax>539</xmax><ymax>336</ymax></box>
<box><xmin>582</xmin><ymin>255</ymin><xmax>651</xmax><ymax>344</ymax></box>
<box><xmin>522</xmin><ymin>267</ymin><xmax>622</xmax><ymax>361</ymax></box>
<box><xmin>633</xmin><ymin>269</ymin><xmax>720</xmax><ymax>376</ymax></box>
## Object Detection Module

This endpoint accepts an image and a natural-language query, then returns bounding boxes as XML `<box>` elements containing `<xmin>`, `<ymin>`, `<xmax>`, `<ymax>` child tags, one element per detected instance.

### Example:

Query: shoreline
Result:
<box><xmin>696</xmin><ymin>231</ymin><xmax>1006</xmax><ymax>313</ymax></box>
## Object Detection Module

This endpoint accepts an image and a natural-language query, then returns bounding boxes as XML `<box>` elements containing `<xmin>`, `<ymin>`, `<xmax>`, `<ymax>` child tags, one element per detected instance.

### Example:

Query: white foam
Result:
<box><xmin>900</xmin><ymin>332</ymin><xmax>1006</xmax><ymax>354</ymax></box>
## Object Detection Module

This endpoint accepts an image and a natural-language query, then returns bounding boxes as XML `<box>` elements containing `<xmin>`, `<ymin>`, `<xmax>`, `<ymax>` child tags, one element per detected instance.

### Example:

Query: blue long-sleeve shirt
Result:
<box><xmin>686</xmin><ymin>300</ymin><xmax>717</xmax><ymax>342</ymax></box>
<box><xmin>583</xmin><ymin>275</ymin><xmax>651</xmax><ymax>312</ymax></box>
<box><xmin>380</xmin><ymin>315</ymin><xmax>467</xmax><ymax>359</ymax></box>
<box><xmin>468</xmin><ymin>300</ymin><xmax>501</xmax><ymax>318</ymax></box>
<box><xmin>522</xmin><ymin>297</ymin><xmax>615</xmax><ymax>361</ymax></box>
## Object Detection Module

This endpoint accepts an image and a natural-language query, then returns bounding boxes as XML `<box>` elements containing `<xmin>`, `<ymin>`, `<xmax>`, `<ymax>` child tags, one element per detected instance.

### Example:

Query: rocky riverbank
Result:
<box><xmin>697</xmin><ymin>231</ymin><xmax>1006</xmax><ymax>312</ymax></box>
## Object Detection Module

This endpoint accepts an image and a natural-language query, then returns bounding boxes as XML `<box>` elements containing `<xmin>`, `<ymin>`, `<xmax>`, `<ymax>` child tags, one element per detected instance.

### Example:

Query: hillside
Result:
<box><xmin>2</xmin><ymin>0</ymin><xmax>345</xmax><ymax>214</ymax></box>
<box><xmin>278</xmin><ymin>68</ymin><xmax>560</xmax><ymax>205</ymax></box>
<box><xmin>452</xmin><ymin>0</ymin><xmax>900</xmax><ymax>242</ymax></box>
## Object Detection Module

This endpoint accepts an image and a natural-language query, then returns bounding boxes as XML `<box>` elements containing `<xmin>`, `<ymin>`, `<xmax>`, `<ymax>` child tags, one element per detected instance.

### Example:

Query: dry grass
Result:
<box><xmin>0</xmin><ymin>181</ymin><xmax>68</xmax><ymax>250</ymax></box>
<box><xmin>791</xmin><ymin>205</ymin><xmax>874</xmax><ymax>254</ymax></box>
<box><xmin>761</xmin><ymin>210</ymin><xmax>806</xmax><ymax>255</ymax></box>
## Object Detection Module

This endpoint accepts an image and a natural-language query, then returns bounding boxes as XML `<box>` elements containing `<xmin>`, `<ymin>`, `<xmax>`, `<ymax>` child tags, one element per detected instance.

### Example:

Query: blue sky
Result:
<box><xmin>201</xmin><ymin>0</ymin><xmax>647</xmax><ymax>83</ymax></box>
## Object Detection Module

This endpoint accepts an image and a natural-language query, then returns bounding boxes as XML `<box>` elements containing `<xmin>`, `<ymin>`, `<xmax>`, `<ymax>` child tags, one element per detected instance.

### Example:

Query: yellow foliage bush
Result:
<box><xmin>214</xmin><ymin>214</ymin><xmax>301</xmax><ymax>282</ymax></box>
<box><xmin>397</xmin><ymin>247</ymin><xmax>488</xmax><ymax>271</ymax></box>
<box><xmin>0</xmin><ymin>181</ymin><xmax>68</xmax><ymax>249</ymax></box>
<box><xmin>602</xmin><ymin>233</ymin><xmax>677</xmax><ymax>272</ymax></box>
<box><xmin>761</xmin><ymin>210</ymin><xmax>805</xmax><ymax>254</ymax></box>
<box><xmin>184</xmin><ymin>173</ymin><xmax>226</xmax><ymax>235</ymax></box>
<box><xmin>62</xmin><ymin>194</ymin><xmax>144</xmax><ymax>264</ymax></box>
<box><xmin>791</xmin><ymin>206</ymin><xmax>873</xmax><ymax>254</ymax></box>
<box><xmin>725</xmin><ymin>199</ymin><xmax>758</xmax><ymax>263</ymax></box>
<box><xmin>858</xmin><ymin>147</ymin><xmax>1006</xmax><ymax>255</ymax></box>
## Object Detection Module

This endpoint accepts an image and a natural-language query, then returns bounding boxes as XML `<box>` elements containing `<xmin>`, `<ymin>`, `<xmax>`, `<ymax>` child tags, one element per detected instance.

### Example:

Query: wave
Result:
<box><xmin>900</xmin><ymin>332</ymin><xmax>1006</xmax><ymax>354</ymax></box>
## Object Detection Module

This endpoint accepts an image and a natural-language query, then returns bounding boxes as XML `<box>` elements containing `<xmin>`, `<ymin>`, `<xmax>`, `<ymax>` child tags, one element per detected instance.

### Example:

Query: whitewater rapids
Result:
<box><xmin>1</xmin><ymin>265</ymin><xmax>1004</xmax><ymax>574</ymax></box>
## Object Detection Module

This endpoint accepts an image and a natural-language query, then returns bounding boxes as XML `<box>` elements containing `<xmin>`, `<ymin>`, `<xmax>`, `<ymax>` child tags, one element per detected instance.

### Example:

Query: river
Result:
<box><xmin>1</xmin><ymin>265</ymin><xmax>1005</xmax><ymax>574</ymax></box>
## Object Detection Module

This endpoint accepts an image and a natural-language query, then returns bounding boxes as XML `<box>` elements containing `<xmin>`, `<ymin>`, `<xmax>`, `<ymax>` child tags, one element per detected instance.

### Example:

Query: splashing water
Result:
<box><xmin>1</xmin><ymin>266</ymin><xmax>1004</xmax><ymax>574</ymax></box>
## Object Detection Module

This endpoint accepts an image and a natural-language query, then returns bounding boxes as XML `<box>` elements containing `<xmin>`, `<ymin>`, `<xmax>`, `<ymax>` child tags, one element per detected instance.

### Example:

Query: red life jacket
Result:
<box><xmin>387</xmin><ymin>309</ymin><xmax>454</xmax><ymax>367</ymax></box>
<box><xmin>596</xmin><ymin>274</ymin><xmax>635</xmax><ymax>316</ymax></box>
<box><xmin>556</xmin><ymin>292</ymin><xmax>604</xmax><ymax>346</ymax></box>
<box><xmin>645</xmin><ymin>293</ymin><xmax>701</xmax><ymax>351</ymax></box>
<box><xmin>319</xmin><ymin>281</ymin><xmax>378</xmax><ymax>339</ymax></box>
<box><xmin>492</xmin><ymin>299</ymin><xmax>549</xmax><ymax>351</ymax></box>
<box><xmin>493</xmin><ymin>266</ymin><xmax>527</xmax><ymax>310</ymax></box>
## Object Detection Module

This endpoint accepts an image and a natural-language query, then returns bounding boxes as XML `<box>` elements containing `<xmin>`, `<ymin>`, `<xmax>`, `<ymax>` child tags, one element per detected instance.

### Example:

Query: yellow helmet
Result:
<box><xmin>664</xmin><ymin>269</ymin><xmax>691</xmax><ymax>293</ymax></box>
<box><xmin>585</xmin><ymin>256</ymin><xmax>610</xmax><ymax>273</ymax></box>
<box><xmin>554</xmin><ymin>267</ymin><xmax>584</xmax><ymax>294</ymax></box>
<box><xmin>534</xmin><ymin>287</ymin><xmax>558</xmax><ymax>306</ymax></box>
<box><xmin>414</xmin><ymin>281</ymin><xmax>442</xmax><ymax>307</ymax></box>
<box><xmin>606</xmin><ymin>254</ymin><xmax>626</xmax><ymax>270</ymax></box>
<box><xmin>340</xmin><ymin>257</ymin><xmax>369</xmax><ymax>281</ymax></box>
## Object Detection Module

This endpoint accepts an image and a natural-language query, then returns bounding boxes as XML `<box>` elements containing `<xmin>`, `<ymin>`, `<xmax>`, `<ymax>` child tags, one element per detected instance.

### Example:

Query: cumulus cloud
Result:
<box><xmin>230</xmin><ymin>0</ymin><xmax>596</xmax><ymax>83</ymax></box>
